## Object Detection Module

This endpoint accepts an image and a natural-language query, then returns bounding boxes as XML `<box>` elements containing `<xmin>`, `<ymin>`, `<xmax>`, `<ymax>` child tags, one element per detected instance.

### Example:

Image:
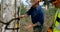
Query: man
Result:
<box><xmin>19</xmin><ymin>0</ymin><xmax>44</xmax><ymax>32</ymax></box>
<box><xmin>48</xmin><ymin>0</ymin><xmax>60</xmax><ymax>32</ymax></box>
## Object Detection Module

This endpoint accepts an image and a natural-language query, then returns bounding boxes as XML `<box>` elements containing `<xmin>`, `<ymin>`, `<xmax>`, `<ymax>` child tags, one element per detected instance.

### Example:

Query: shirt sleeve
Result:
<box><xmin>26</xmin><ymin>7</ymin><xmax>36</xmax><ymax>16</ymax></box>
<box><xmin>26</xmin><ymin>9</ymin><xmax>32</xmax><ymax>15</ymax></box>
<box><xmin>36</xmin><ymin>22</ymin><xmax>41</xmax><ymax>26</ymax></box>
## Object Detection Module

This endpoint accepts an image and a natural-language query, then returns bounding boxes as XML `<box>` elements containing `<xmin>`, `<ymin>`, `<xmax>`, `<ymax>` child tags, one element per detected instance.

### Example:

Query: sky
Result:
<box><xmin>21</xmin><ymin>0</ymin><xmax>29</xmax><ymax>5</ymax></box>
<box><xmin>0</xmin><ymin>0</ymin><xmax>1</xmax><ymax>3</ymax></box>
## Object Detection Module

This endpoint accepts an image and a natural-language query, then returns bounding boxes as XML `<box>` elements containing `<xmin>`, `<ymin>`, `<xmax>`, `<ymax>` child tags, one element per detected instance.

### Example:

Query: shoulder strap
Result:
<box><xmin>54</xmin><ymin>9</ymin><xmax>59</xmax><ymax>23</ymax></box>
<box><xmin>52</xmin><ymin>9</ymin><xmax>59</xmax><ymax>28</ymax></box>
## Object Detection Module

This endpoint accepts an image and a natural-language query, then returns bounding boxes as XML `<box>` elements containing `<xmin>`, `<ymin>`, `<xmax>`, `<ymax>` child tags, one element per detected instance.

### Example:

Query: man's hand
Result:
<box><xmin>18</xmin><ymin>14</ymin><xmax>28</xmax><ymax>19</ymax></box>
<box><xmin>19</xmin><ymin>15</ymin><xmax>25</xmax><ymax>18</ymax></box>
<box><xmin>25</xmin><ymin>24</ymin><xmax>33</xmax><ymax>29</ymax></box>
<box><xmin>25</xmin><ymin>23</ymin><xmax>39</xmax><ymax>29</ymax></box>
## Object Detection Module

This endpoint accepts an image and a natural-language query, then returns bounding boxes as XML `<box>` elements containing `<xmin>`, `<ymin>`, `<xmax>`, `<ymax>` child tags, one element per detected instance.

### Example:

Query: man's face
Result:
<box><xmin>52</xmin><ymin>1</ymin><xmax>60</xmax><ymax>8</ymax></box>
<box><xmin>30</xmin><ymin>0</ymin><xmax>41</xmax><ymax>5</ymax></box>
<box><xmin>54</xmin><ymin>2</ymin><xmax>60</xmax><ymax>8</ymax></box>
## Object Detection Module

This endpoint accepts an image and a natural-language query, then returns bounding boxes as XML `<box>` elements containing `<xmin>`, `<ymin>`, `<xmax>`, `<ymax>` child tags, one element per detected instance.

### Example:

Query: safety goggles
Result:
<box><xmin>49</xmin><ymin>0</ymin><xmax>56</xmax><ymax>3</ymax></box>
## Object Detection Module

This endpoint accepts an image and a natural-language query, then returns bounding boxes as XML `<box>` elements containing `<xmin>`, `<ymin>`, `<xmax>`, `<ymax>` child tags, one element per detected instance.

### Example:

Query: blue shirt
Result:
<box><xmin>27</xmin><ymin>5</ymin><xmax>44</xmax><ymax>25</ymax></box>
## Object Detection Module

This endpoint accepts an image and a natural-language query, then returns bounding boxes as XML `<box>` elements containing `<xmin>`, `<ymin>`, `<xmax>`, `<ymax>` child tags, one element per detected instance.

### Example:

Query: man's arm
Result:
<box><xmin>18</xmin><ymin>14</ymin><xmax>29</xmax><ymax>18</ymax></box>
<box><xmin>25</xmin><ymin>22</ymin><xmax>41</xmax><ymax>29</ymax></box>
<box><xmin>18</xmin><ymin>0</ymin><xmax>41</xmax><ymax>18</ymax></box>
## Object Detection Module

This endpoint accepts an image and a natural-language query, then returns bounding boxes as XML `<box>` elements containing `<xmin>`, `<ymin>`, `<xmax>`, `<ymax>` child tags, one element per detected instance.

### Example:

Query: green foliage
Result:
<box><xmin>20</xmin><ymin>2</ymin><xmax>27</xmax><ymax>15</ymax></box>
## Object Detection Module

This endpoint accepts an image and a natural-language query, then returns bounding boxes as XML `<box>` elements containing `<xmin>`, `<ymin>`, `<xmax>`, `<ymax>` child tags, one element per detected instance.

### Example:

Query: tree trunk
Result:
<box><xmin>1</xmin><ymin>0</ymin><xmax>17</xmax><ymax>32</ymax></box>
